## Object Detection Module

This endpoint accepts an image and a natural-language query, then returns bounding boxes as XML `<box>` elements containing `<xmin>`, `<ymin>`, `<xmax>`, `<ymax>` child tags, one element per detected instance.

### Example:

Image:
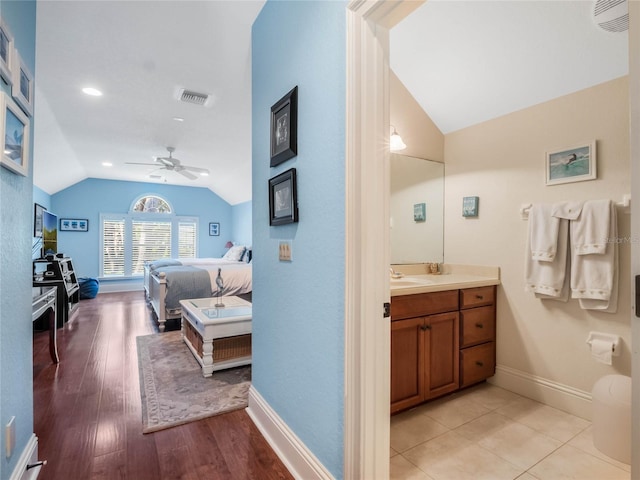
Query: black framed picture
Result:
<box><xmin>34</xmin><ymin>203</ymin><xmax>45</xmax><ymax>237</ymax></box>
<box><xmin>60</xmin><ymin>218</ymin><xmax>89</xmax><ymax>232</ymax></box>
<box><xmin>269</xmin><ymin>168</ymin><xmax>298</xmax><ymax>226</ymax></box>
<box><xmin>270</xmin><ymin>86</ymin><xmax>298</xmax><ymax>167</ymax></box>
<box><xmin>209</xmin><ymin>222</ymin><xmax>220</xmax><ymax>236</ymax></box>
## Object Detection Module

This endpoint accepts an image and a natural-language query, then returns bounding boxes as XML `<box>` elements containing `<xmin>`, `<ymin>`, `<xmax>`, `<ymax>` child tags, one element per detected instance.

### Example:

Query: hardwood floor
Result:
<box><xmin>33</xmin><ymin>291</ymin><xmax>292</xmax><ymax>480</ymax></box>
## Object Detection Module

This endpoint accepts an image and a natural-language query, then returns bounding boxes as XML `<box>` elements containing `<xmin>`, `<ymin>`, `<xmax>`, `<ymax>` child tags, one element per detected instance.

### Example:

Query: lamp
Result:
<box><xmin>390</xmin><ymin>125</ymin><xmax>407</xmax><ymax>151</ymax></box>
<box><xmin>225</xmin><ymin>241</ymin><xmax>233</xmax><ymax>249</ymax></box>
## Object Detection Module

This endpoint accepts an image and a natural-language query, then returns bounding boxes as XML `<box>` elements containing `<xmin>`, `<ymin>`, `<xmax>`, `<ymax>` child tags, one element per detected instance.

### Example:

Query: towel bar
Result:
<box><xmin>520</xmin><ymin>195</ymin><xmax>630</xmax><ymax>220</ymax></box>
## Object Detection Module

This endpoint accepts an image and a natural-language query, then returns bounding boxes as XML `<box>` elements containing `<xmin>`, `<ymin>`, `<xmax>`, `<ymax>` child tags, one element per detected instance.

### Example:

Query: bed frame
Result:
<box><xmin>145</xmin><ymin>267</ymin><xmax>179</xmax><ymax>330</ymax></box>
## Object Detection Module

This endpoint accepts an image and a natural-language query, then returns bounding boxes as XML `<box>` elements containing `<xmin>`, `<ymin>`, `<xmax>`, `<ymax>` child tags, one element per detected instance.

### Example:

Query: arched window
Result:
<box><xmin>131</xmin><ymin>195</ymin><xmax>172</xmax><ymax>213</ymax></box>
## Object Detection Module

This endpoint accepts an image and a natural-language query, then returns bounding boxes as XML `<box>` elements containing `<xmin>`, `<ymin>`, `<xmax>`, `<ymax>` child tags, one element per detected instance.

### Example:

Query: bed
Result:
<box><xmin>144</xmin><ymin>246</ymin><xmax>252</xmax><ymax>329</ymax></box>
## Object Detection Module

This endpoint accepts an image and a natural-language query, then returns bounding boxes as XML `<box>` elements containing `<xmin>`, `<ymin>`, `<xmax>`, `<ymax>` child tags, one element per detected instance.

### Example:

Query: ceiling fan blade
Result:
<box><xmin>155</xmin><ymin>156</ymin><xmax>176</xmax><ymax>167</ymax></box>
<box><xmin>177</xmin><ymin>169</ymin><xmax>197</xmax><ymax>180</ymax></box>
<box><xmin>183</xmin><ymin>166</ymin><xmax>210</xmax><ymax>174</ymax></box>
<box><xmin>126</xmin><ymin>162</ymin><xmax>159</xmax><ymax>166</ymax></box>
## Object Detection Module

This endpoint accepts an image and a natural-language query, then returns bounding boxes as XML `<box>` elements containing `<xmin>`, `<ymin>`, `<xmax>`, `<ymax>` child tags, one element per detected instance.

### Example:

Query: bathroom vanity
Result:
<box><xmin>390</xmin><ymin>264</ymin><xmax>499</xmax><ymax>414</ymax></box>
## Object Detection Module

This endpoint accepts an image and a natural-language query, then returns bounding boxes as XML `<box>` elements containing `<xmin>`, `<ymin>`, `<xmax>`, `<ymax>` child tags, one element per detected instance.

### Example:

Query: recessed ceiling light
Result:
<box><xmin>102</xmin><ymin>161</ymin><xmax>113</xmax><ymax>167</ymax></box>
<box><xmin>82</xmin><ymin>87</ymin><xmax>103</xmax><ymax>96</ymax></box>
<box><xmin>173</xmin><ymin>117</ymin><xmax>184</xmax><ymax>122</ymax></box>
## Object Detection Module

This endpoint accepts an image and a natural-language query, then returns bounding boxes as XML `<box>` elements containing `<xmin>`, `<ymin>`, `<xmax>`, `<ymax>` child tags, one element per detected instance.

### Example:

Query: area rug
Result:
<box><xmin>136</xmin><ymin>330</ymin><xmax>251</xmax><ymax>433</ymax></box>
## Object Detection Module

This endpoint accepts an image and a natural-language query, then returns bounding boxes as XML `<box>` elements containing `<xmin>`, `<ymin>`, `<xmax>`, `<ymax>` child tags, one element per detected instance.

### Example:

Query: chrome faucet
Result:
<box><xmin>389</xmin><ymin>267</ymin><xmax>403</xmax><ymax>278</ymax></box>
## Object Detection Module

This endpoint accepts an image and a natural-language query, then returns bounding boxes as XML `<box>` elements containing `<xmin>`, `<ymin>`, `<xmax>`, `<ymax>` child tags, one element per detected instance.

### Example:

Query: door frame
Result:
<box><xmin>344</xmin><ymin>2</ymin><xmax>424</xmax><ymax>478</ymax></box>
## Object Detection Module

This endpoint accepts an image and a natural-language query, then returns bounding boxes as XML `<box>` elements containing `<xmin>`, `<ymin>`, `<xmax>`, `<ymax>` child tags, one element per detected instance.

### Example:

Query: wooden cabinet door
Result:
<box><xmin>390</xmin><ymin>317</ymin><xmax>425</xmax><ymax>413</ymax></box>
<box><xmin>425</xmin><ymin>311</ymin><xmax>459</xmax><ymax>399</ymax></box>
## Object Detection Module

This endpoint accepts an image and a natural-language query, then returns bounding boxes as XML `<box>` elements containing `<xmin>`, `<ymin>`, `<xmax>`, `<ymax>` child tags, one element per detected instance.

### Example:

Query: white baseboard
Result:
<box><xmin>246</xmin><ymin>386</ymin><xmax>334</xmax><ymax>480</ymax></box>
<box><xmin>98</xmin><ymin>282</ymin><xmax>144</xmax><ymax>294</ymax></box>
<box><xmin>490</xmin><ymin>364</ymin><xmax>593</xmax><ymax>420</ymax></box>
<box><xmin>10</xmin><ymin>434</ymin><xmax>41</xmax><ymax>480</ymax></box>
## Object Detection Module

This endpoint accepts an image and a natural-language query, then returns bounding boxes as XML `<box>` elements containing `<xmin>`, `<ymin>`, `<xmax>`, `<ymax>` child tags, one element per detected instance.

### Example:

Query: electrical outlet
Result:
<box><xmin>5</xmin><ymin>416</ymin><xmax>15</xmax><ymax>458</ymax></box>
<box><xmin>279</xmin><ymin>241</ymin><xmax>292</xmax><ymax>261</ymax></box>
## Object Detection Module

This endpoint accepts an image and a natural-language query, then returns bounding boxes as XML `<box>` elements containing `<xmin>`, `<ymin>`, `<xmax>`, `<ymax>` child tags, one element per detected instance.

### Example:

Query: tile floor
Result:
<box><xmin>390</xmin><ymin>383</ymin><xmax>630</xmax><ymax>480</ymax></box>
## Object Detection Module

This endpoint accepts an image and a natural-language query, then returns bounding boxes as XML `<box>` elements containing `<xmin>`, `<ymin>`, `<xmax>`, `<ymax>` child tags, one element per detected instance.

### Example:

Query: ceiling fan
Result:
<box><xmin>126</xmin><ymin>147</ymin><xmax>210</xmax><ymax>180</ymax></box>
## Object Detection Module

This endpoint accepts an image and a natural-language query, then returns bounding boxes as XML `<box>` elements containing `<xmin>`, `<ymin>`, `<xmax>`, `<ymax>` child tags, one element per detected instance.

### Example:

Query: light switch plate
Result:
<box><xmin>279</xmin><ymin>242</ymin><xmax>292</xmax><ymax>261</ymax></box>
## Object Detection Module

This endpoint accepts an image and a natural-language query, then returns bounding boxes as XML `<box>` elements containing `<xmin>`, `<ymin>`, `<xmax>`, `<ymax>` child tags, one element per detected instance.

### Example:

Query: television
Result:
<box><xmin>42</xmin><ymin>210</ymin><xmax>58</xmax><ymax>257</ymax></box>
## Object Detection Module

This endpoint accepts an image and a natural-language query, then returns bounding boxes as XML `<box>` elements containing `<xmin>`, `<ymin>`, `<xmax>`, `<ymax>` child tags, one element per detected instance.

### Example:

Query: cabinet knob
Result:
<box><xmin>421</xmin><ymin>324</ymin><xmax>431</xmax><ymax>331</ymax></box>
<box><xmin>475</xmin><ymin>361</ymin><xmax>484</xmax><ymax>367</ymax></box>
<box><xmin>475</xmin><ymin>323</ymin><xmax>484</xmax><ymax>328</ymax></box>
<box><xmin>475</xmin><ymin>295</ymin><xmax>484</xmax><ymax>300</ymax></box>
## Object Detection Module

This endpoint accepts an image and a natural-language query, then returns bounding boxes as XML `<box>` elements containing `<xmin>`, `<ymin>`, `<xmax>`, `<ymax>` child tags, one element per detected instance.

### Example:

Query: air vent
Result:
<box><xmin>594</xmin><ymin>0</ymin><xmax>628</xmax><ymax>33</ymax></box>
<box><xmin>176</xmin><ymin>88</ymin><xmax>212</xmax><ymax>107</ymax></box>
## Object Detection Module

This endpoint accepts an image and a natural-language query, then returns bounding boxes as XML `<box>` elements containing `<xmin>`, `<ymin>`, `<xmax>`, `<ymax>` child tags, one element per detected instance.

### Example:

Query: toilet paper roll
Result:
<box><xmin>591</xmin><ymin>338</ymin><xmax>613</xmax><ymax>365</ymax></box>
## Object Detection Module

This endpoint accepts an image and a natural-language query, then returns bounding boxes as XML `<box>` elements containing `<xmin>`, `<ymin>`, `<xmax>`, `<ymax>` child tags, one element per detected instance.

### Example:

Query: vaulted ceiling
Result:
<box><xmin>32</xmin><ymin>1</ymin><xmax>628</xmax><ymax>204</ymax></box>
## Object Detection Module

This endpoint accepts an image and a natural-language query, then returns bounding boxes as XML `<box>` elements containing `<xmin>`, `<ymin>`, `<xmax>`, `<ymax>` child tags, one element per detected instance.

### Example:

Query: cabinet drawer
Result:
<box><xmin>460</xmin><ymin>286</ymin><xmax>495</xmax><ymax>309</ymax></box>
<box><xmin>460</xmin><ymin>342</ymin><xmax>495</xmax><ymax>387</ymax></box>
<box><xmin>391</xmin><ymin>290</ymin><xmax>459</xmax><ymax>320</ymax></box>
<box><xmin>460</xmin><ymin>306</ymin><xmax>495</xmax><ymax>347</ymax></box>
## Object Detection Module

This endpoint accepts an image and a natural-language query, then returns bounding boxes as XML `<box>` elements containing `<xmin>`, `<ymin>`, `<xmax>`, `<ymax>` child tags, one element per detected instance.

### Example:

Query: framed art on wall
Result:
<box><xmin>12</xmin><ymin>51</ymin><xmax>33</xmax><ymax>117</ymax></box>
<box><xmin>269</xmin><ymin>168</ymin><xmax>298</xmax><ymax>226</ymax></box>
<box><xmin>545</xmin><ymin>141</ymin><xmax>596</xmax><ymax>186</ymax></box>
<box><xmin>0</xmin><ymin>17</ymin><xmax>14</xmax><ymax>86</ymax></box>
<box><xmin>270</xmin><ymin>86</ymin><xmax>298</xmax><ymax>167</ymax></box>
<box><xmin>60</xmin><ymin>218</ymin><xmax>89</xmax><ymax>232</ymax></box>
<box><xmin>462</xmin><ymin>196</ymin><xmax>479</xmax><ymax>217</ymax></box>
<box><xmin>34</xmin><ymin>203</ymin><xmax>46</xmax><ymax>237</ymax></box>
<box><xmin>209</xmin><ymin>222</ymin><xmax>220</xmax><ymax>236</ymax></box>
<box><xmin>0</xmin><ymin>92</ymin><xmax>30</xmax><ymax>176</ymax></box>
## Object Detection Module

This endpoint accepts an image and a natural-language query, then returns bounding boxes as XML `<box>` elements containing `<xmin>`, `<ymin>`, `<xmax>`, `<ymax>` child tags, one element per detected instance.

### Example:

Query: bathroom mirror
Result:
<box><xmin>390</xmin><ymin>153</ymin><xmax>444</xmax><ymax>264</ymax></box>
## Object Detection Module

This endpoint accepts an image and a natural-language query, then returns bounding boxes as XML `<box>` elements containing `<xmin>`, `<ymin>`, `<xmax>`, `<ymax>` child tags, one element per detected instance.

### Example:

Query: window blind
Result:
<box><xmin>102</xmin><ymin>218</ymin><xmax>125</xmax><ymax>276</ymax></box>
<box><xmin>132</xmin><ymin>220</ymin><xmax>172</xmax><ymax>275</ymax></box>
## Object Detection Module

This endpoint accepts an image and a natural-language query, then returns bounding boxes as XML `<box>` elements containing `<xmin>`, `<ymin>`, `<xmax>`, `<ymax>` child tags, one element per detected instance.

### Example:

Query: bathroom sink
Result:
<box><xmin>390</xmin><ymin>277</ymin><xmax>431</xmax><ymax>287</ymax></box>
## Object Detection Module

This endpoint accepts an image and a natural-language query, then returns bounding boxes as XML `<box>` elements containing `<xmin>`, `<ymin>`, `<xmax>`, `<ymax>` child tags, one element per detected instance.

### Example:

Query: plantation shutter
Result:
<box><xmin>132</xmin><ymin>220</ymin><xmax>172</xmax><ymax>275</ymax></box>
<box><xmin>102</xmin><ymin>218</ymin><xmax>125</xmax><ymax>276</ymax></box>
<box><xmin>178</xmin><ymin>221</ymin><xmax>197</xmax><ymax>258</ymax></box>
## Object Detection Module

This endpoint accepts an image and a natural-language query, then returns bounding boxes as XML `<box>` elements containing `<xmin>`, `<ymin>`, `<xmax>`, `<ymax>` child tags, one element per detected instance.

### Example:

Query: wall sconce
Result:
<box><xmin>390</xmin><ymin>125</ymin><xmax>407</xmax><ymax>151</ymax></box>
<box><xmin>225</xmin><ymin>241</ymin><xmax>233</xmax><ymax>249</ymax></box>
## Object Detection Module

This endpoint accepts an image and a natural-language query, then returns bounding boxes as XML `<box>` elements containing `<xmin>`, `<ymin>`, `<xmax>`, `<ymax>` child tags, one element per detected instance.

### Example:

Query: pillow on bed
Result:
<box><xmin>243</xmin><ymin>248</ymin><xmax>252</xmax><ymax>263</ymax></box>
<box><xmin>223</xmin><ymin>245</ymin><xmax>246</xmax><ymax>262</ymax></box>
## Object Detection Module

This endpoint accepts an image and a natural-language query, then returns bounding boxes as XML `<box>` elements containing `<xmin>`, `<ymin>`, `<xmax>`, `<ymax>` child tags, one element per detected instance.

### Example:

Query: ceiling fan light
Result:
<box><xmin>200</xmin><ymin>171</ymin><xmax>209</xmax><ymax>176</ymax></box>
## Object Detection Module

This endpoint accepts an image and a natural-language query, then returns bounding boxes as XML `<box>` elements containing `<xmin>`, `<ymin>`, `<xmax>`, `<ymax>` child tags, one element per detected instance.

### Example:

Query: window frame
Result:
<box><xmin>99</xmin><ymin>212</ymin><xmax>199</xmax><ymax>278</ymax></box>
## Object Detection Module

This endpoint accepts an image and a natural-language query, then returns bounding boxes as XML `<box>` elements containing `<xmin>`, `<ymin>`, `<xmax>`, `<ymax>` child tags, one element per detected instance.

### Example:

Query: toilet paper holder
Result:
<box><xmin>586</xmin><ymin>331</ymin><xmax>621</xmax><ymax>356</ymax></box>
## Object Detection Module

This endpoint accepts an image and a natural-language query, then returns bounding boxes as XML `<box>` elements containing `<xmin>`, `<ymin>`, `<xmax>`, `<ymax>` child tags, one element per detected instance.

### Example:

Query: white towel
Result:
<box><xmin>571</xmin><ymin>199</ymin><xmax>611</xmax><ymax>255</ymax></box>
<box><xmin>528</xmin><ymin>204</ymin><xmax>560</xmax><ymax>262</ymax></box>
<box><xmin>570</xmin><ymin>200</ymin><xmax>618</xmax><ymax>313</ymax></box>
<box><xmin>525</xmin><ymin>211</ymin><xmax>569</xmax><ymax>300</ymax></box>
<box><xmin>551</xmin><ymin>201</ymin><xmax>583</xmax><ymax>221</ymax></box>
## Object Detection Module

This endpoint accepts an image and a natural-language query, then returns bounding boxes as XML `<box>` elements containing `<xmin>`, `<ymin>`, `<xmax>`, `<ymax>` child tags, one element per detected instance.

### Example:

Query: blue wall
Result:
<box><xmin>231</xmin><ymin>200</ymin><xmax>252</xmax><ymax>246</ymax></box>
<box><xmin>252</xmin><ymin>2</ymin><xmax>346</xmax><ymax>477</ymax></box>
<box><xmin>0</xmin><ymin>1</ymin><xmax>37</xmax><ymax>478</ymax></box>
<box><xmin>51</xmin><ymin>178</ymin><xmax>250</xmax><ymax>279</ymax></box>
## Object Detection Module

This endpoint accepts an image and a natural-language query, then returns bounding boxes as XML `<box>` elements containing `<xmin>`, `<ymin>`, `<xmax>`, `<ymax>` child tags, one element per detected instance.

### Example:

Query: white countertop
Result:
<box><xmin>390</xmin><ymin>264</ymin><xmax>500</xmax><ymax>296</ymax></box>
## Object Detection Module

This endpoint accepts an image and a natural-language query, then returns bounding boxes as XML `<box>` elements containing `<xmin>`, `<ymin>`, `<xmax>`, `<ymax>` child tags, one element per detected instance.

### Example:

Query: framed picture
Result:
<box><xmin>545</xmin><ymin>141</ymin><xmax>596</xmax><ymax>186</ymax></box>
<box><xmin>462</xmin><ymin>196</ymin><xmax>479</xmax><ymax>217</ymax></box>
<box><xmin>0</xmin><ymin>92</ymin><xmax>30</xmax><ymax>176</ymax></box>
<box><xmin>209</xmin><ymin>222</ymin><xmax>220</xmax><ymax>236</ymax></box>
<box><xmin>12</xmin><ymin>51</ymin><xmax>33</xmax><ymax>117</ymax></box>
<box><xmin>0</xmin><ymin>17</ymin><xmax>14</xmax><ymax>86</ymax></box>
<box><xmin>270</xmin><ymin>86</ymin><xmax>298</xmax><ymax>167</ymax></box>
<box><xmin>269</xmin><ymin>168</ymin><xmax>298</xmax><ymax>226</ymax></box>
<box><xmin>413</xmin><ymin>203</ymin><xmax>426</xmax><ymax>222</ymax></box>
<box><xmin>60</xmin><ymin>218</ymin><xmax>89</xmax><ymax>232</ymax></box>
<box><xmin>34</xmin><ymin>203</ymin><xmax>46</xmax><ymax>237</ymax></box>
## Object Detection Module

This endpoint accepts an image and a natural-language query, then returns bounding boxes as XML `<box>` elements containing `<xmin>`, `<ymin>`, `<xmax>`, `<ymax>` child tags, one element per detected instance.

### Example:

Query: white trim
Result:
<box><xmin>9</xmin><ymin>434</ymin><xmax>40</xmax><ymax>480</ymax></box>
<box><xmin>344</xmin><ymin>2</ymin><xmax>424</xmax><ymax>478</ymax></box>
<box><xmin>97</xmin><ymin>281</ymin><xmax>144</xmax><ymax>294</ymax></box>
<box><xmin>246</xmin><ymin>386</ymin><xmax>333</xmax><ymax>480</ymax></box>
<box><xmin>490</xmin><ymin>364</ymin><xmax>592</xmax><ymax>420</ymax></box>
<box><xmin>629</xmin><ymin>1</ymin><xmax>640</xmax><ymax>476</ymax></box>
